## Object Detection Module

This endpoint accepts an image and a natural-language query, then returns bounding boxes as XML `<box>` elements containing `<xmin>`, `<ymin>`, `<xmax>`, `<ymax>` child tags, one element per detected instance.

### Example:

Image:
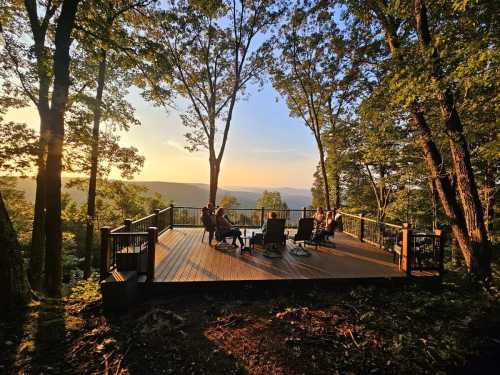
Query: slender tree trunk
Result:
<box><xmin>483</xmin><ymin>161</ymin><xmax>495</xmax><ymax>241</ymax></box>
<box><xmin>317</xmin><ymin>141</ymin><xmax>331</xmax><ymax>211</ymax></box>
<box><xmin>29</xmin><ymin>115</ymin><xmax>48</xmax><ymax>291</ymax></box>
<box><xmin>44</xmin><ymin>0</ymin><xmax>79</xmax><ymax>297</ymax></box>
<box><xmin>428</xmin><ymin>178</ymin><xmax>438</xmax><ymax>230</ymax></box>
<box><xmin>334</xmin><ymin>171</ymin><xmax>341</xmax><ymax>208</ymax></box>
<box><xmin>209</xmin><ymin>157</ymin><xmax>220</xmax><ymax>207</ymax></box>
<box><xmin>84</xmin><ymin>52</ymin><xmax>107</xmax><ymax>279</ymax></box>
<box><xmin>410</xmin><ymin>109</ymin><xmax>474</xmax><ymax>268</ymax></box>
<box><xmin>415</xmin><ymin>0</ymin><xmax>491</xmax><ymax>276</ymax></box>
<box><xmin>0</xmin><ymin>191</ymin><xmax>30</xmax><ymax>313</ymax></box>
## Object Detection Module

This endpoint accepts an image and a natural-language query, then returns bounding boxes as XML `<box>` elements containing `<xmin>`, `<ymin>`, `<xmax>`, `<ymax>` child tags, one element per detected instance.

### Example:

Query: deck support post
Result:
<box><xmin>302</xmin><ymin>207</ymin><xmax>307</xmax><ymax>219</ymax></box>
<box><xmin>434</xmin><ymin>228</ymin><xmax>444</xmax><ymax>276</ymax></box>
<box><xmin>154</xmin><ymin>209</ymin><xmax>160</xmax><ymax>239</ymax></box>
<box><xmin>401</xmin><ymin>223</ymin><xmax>411</xmax><ymax>276</ymax></box>
<box><xmin>124</xmin><ymin>218</ymin><xmax>132</xmax><ymax>248</ymax></box>
<box><xmin>260</xmin><ymin>207</ymin><xmax>265</xmax><ymax>227</ymax></box>
<box><xmin>359</xmin><ymin>213</ymin><xmax>365</xmax><ymax>242</ymax></box>
<box><xmin>147</xmin><ymin>227</ymin><xmax>157</xmax><ymax>281</ymax></box>
<box><xmin>169</xmin><ymin>204</ymin><xmax>174</xmax><ymax>228</ymax></box>
<box><xmin>124</xmin><ymin>218</ymin><xmax>132</xmax><ymax>231</ymax></box>
<box><xmin>100</xmin><ymin>226</ymin><xmax>111</xmax><ymax>281</ymax></box>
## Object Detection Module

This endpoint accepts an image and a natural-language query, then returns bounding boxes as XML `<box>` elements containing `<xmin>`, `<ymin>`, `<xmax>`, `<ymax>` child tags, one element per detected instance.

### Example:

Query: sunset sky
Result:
<box><xmin>5</xmin><ymin>81</ymin><xmax>319</xmax><ymax>189</ymax></box>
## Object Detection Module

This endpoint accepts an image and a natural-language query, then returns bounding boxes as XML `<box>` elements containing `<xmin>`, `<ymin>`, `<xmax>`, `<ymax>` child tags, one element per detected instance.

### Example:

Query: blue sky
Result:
<box><xmin>111</xmin><ymin>79</ymin><xmax>320</xmax><ymax>189</ymax></box>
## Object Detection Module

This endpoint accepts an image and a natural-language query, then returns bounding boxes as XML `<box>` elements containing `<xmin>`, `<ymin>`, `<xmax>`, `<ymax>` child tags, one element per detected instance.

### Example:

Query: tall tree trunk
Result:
<box><xmin>334</xmin><ymin>171</ymin><xmax>341</xmax><ymax>209</ymax></box>
<box><xmin>428</xmin><ymin>178</ymin><xmax>438</xmax><ymax>230</ymax></box>
<box><xmin>483</xmin><ymin>160</ymin><xmax>495</xmax><ymax>241</ymax></box>
<box><xmin>209</xmin><ymin>157</ymin><xmax>220</xmax><ymax>207</ymax></box>
<box><xmin>415</xmin><ymin>0</ymin><xmax>491</xmax><ymax>276</ymax></box>
<box><xmin>25</xmin><ymin>0</ymin><xmax>52</xmax><ymax>292</ymax></box>
<box><xmin>84</xmin><ymin>52</ymin><xmax>107</xmax><ymax>279</ymax></box>
<box><xmin>372</xmin><ymin>4</ymin><xmax>490</xmax><ymax>279</ymax></box>
<box><xmin>317</xmin><ymin>141</ymin><xmax>331</xmax><ymax>211</ymax></box>
<box><xmin>0</xmin><ymin>191</ymin><xmax>30</xmax><ymax>313</ymax></box>
<box><xmin>44</xmin><ymin>0</ymin><xmax>79</xmax><ymax>297</ymax></box>
<box><xmin>410</xmin><ymin>109</ymin><xmax>473</xmax><ymax>268</ymax></box>
<box><xmin>29</xmin><ymin>117</ymin><xmax>48</xmax><ymax>291</ymax></box>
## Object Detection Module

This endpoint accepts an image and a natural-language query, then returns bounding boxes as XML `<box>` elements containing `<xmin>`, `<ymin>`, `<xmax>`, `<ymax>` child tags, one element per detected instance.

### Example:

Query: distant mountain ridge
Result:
<box><xmin>8</xmin><ymin>177</ymin><xmax>312</xmax><ymax>209</ymax></box>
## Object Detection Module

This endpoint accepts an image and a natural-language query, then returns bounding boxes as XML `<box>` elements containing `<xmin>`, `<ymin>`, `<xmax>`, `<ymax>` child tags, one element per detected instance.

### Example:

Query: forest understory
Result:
<box><xmin>1</xmin><ymin>260</ymin><xmax>499</xmax><ymax>375</ymax></box>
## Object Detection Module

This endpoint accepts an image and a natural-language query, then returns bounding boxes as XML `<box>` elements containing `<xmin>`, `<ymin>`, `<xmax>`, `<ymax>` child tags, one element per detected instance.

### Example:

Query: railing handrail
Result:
<box><xmin>132</xmin><ymin>213</ymin><xmax>155</xmax><ymax>225</ymax></box>
<box><xmin>337</xmin><ymin>210</ymin><xmax>403</xmax><ymax>229</ymax></box>
<box><xmin>110</xmin><ymin>225</ymin><xmax>126</xmax><ymax>233</ymax></box>
<box><xmin>110</xmin><ymin>231</ymin><xmax>148</xmax><ymax>236</ymax></box>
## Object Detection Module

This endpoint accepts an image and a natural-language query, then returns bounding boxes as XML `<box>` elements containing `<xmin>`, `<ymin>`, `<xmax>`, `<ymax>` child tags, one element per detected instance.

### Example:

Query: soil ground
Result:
<box><xmin>1</xmin><ymin>267</ymin><xmax>499</xmax><ymax>375</ymax></box>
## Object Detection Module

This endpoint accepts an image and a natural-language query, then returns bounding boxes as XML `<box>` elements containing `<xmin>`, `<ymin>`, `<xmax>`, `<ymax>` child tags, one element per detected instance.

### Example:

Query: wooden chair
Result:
<box><xmin>251</xmin><ymin>218</ymin><xmax>287</xmax><ymax>250</ymax></box>
<box><xmin>200</xmin><ymin>215</ymin><xmax>215</xmax><ymax>243</ymax></box>
<box><xmin>290</xmin><ymin>218</ymin><xmax>316</xmax><ymax>256</ymax></box>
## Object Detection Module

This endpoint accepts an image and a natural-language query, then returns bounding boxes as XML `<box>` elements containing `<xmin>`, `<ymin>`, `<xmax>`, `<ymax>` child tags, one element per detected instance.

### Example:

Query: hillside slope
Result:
<box><xmin>7</xmin><ymin>177</ymin><xmax>311</xmax><ymax>209</ymax></box>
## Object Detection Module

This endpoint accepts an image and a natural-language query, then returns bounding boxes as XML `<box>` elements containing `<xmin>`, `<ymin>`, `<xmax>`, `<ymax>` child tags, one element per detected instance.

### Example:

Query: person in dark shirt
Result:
<box><xmin>215</xmin><ymin>207</ymin><xmax>244</xmax><ymax>248</ymax></box>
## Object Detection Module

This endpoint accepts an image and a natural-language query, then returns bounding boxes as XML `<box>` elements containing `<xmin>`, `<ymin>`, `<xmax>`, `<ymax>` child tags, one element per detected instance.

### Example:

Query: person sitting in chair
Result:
<box><xmin>215</xmin><ymin>207</ymin><xmax>244</xmax><ymax>248</ymax></box>
<box><xmin>251</xmin><ymin>211</ymin><xmax>277</xmax><ymax>247</ymax></box>
<box><xmin>312</xmin><ymin>207</ymin><xmax>326</xmax><ymax>242</ymax></box>
<box><xmin>314</xmin><ymin>210</ymin><xmax>337</xmax><ymax>242</ymax></box>
<box><xmin>201</xmin><ymin>206</ymin><xmax>215</xmax><ymax>245</ymax></box>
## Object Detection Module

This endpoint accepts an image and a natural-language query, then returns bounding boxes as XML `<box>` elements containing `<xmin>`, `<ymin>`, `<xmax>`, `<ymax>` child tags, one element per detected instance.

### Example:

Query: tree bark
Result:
<box><xmin>410</xmin><ymin>109</ymin><xmax>473</xmax><ymax>268</ymax></box>
<box><xmin>317</xmin><ymin>140</ymin><xmax>331</xmax><ymax>211</ymax></box>
<box><xmin>209</xmin><ymin>156</ymin><xmax>220</xmax><ymax>207</ymax></box>
<box><xmin>84</xmin><ymin>52</ymin><xmax>107</xmax><ymax>279</ymax></box>
<box><xmin>414</xmin><ymin>0</ymin><xmax>491</xmax><ymax>276</ymax></box>
<box><xmin>483</xmin><ymin>160</ymin><xmax>495</xmax><ymax>241</ymax></box>
<box><xmin>44</xmin><ymin>0</ymin><xmax>79</xmax><ymax>297</ymax></box>
<box><xmin>0</xmin><ymin>191</ymin><xmax>30</xmax><ymax>313</ymax></box>
<box><xmin>371</xmin><ymin>2</ymin><xmax>491</xmax><ymax>279</ymax></box>
<box><xmin>29</xmin><ymin>130</ymin><xmax>47</xmax><ymax>291</ymax></box>
<box><xmin>334</xmin><ymin>171</ymin><xmax>341</xmax><ymax>209</ymax></box>
<box><xmin>24</xmin><ymin>0</ymin><xmax>53</xmax><ymax>292</ymax></box>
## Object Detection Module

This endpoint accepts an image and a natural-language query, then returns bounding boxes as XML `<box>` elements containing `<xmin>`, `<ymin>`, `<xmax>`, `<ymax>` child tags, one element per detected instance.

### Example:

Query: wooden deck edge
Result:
<box><xmin>139</xmin><ymin>275</ymin><xmax>436</xmax><ymax>298</ymax></box>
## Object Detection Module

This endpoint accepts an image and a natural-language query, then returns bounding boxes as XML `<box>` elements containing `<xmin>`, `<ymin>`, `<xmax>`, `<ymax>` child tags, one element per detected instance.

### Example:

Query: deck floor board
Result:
<box><xmin>154</xmin><ymin>228</ymin><xmax>405</xmax><ymax>283</ymax></box>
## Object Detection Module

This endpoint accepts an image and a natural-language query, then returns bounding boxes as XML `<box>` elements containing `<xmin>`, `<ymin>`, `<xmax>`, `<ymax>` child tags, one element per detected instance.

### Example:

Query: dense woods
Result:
<box><xmin>0</xmin><ymin>1</ymin><xmax>498</xmax><ymax>372</ymax></box>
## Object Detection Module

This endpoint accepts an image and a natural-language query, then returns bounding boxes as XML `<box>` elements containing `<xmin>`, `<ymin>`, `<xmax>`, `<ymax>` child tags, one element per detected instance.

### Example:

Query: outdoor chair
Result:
<box><xmin>290</xmin><ymin>218</ymin><xmax>316</xmax><ymax>256</ymax></box>
<box><xmin>214</xmin><ymin>226</ymin><xmax>237</xmax><ymax>251</ymax></box>
<box><xmin>201</xmin><ymin>216</ymin><xmax>215</xmax><ymax>244</ymax></box>
<box><xmin>251</xmin><ymin>218</ymin><xmax>287</xmax><ymax>250</ymax></box>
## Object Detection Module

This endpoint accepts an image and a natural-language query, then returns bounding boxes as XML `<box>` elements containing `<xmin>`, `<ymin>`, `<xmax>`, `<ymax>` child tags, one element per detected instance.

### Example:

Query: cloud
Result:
<box><xmin>164</xmin><ymin>139</ymin><xmax>206</xmax><ymax>161</ymax></box>
<box><xmin>252</xmin><ymin>148</ymin><xmax>311</xmax><ymax>158</ymax></box>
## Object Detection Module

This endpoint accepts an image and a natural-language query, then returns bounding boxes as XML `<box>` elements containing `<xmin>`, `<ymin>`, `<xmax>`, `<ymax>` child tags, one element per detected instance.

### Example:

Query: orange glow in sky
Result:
<box><xmin>5</xmin><ymin>86</ymin><xmax>319</xmax><ymax>189</ymax></box>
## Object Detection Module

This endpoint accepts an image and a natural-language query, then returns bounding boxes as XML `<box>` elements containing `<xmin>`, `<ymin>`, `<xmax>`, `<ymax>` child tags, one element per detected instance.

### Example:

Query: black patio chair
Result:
<box><xmin>214</xmin><ymin>225</ymin><xmax>238</xmax><ymax>251</ymax></box>
<box><xmin>290</xmin><ymin>217</ymin><xmax>316</xmax><ymax>256</ymax></box>
<box><xmin>201</xmin><ymin>215</ymin><xmax>215</xmax><ymax>244</ymax></box>
<box><xmin>251</xmin><ymin>218</ymin><xmax>287</xmax><ymax>250</ymax></box>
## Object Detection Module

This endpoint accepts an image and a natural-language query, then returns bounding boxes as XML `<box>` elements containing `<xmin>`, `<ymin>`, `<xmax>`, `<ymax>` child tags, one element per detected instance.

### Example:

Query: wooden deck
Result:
<box><xmin>153</xmin><ymin>228</ymin><xmax>406</xmax><ymax>283</ymax></box>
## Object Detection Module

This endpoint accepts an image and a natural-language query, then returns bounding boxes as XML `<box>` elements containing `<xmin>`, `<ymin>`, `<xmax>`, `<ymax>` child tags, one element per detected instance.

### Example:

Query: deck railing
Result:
<box><xmin>100</xmin><ymin>205</ymin><xmax>444</xmax><ymax>280</ymax></box>
<box><xmin>338</xmin><ymin>212</ymin><xmax>444</xmax><ymax>276</ymax></box>
<box><xmin>100</xmin><ymin>206</ymin><xmax>173</xmax><ymax>280</ymax></box>
<box><xmin>172</xmin><ymin>206</ymin><xmax>315</xmax><ymax>228</ymax></box>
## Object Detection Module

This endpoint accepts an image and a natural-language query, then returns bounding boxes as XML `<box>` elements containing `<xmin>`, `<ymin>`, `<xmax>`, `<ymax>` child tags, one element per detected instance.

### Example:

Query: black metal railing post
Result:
<box><xmin>169</xmin><ymin>204</ymin><xmax>174</xmax><ymax>228</ymax></box>
<box><xmin>359</xmin><ymin>213</ymin><xmax>365</xmax><ymax>242</ymax></box>
<box><xmin>153</xmin><ymin>208</ymin><xmax>160</xmax><ymax>236</ymax></box>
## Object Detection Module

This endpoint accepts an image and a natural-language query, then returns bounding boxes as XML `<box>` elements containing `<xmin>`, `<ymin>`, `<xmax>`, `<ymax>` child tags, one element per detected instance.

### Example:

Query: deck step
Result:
<box><xmin>101</xmin><ymin>270</ymin><xmax>139</xmax><ymax>311</ymax></box>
